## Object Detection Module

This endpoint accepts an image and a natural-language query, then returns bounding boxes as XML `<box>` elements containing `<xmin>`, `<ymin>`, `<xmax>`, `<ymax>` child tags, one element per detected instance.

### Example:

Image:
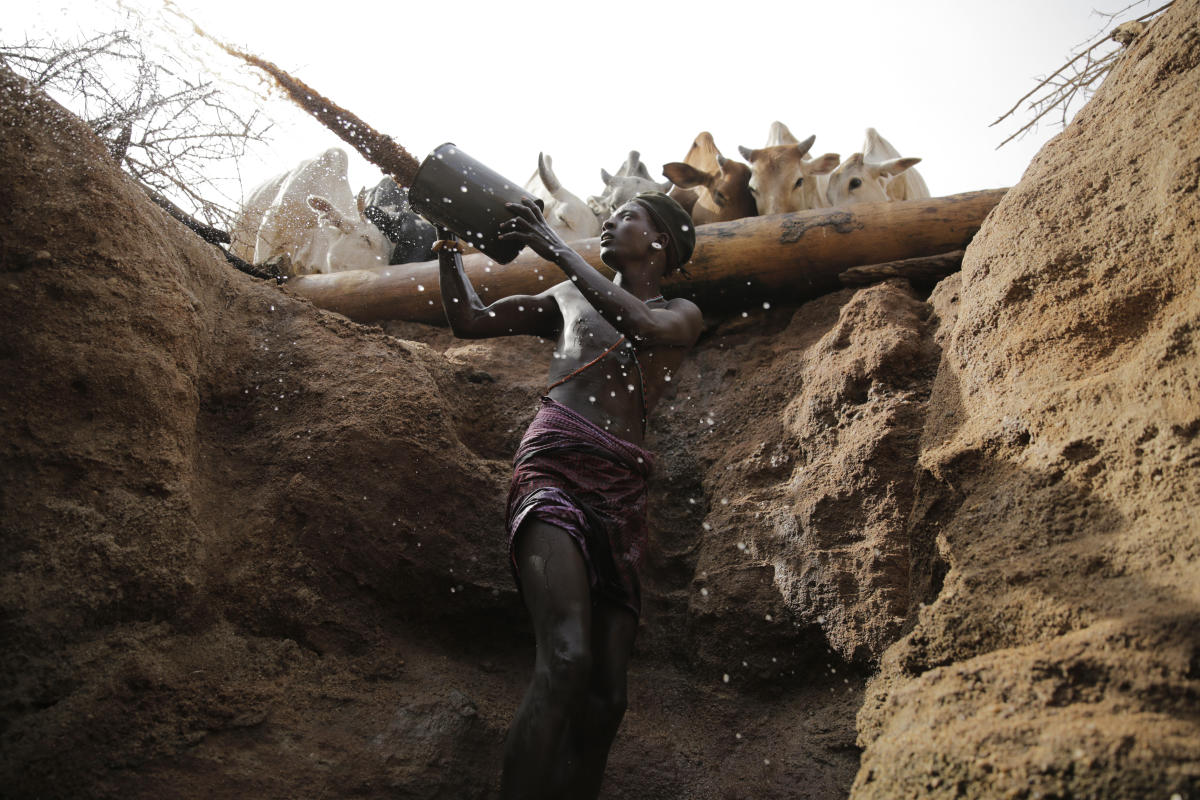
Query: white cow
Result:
<box><xmin>234</xmin><ymin>148</ymin><xmax>393</xmax><ymax>276</ymax></box>
<box><xmin>825</xmin><ymin>128</ymin><xmax>928</xmax><ymax>207</ymax></box>
<box><xmin>523</xmin><ymin>153</ymin><xmax>602</xmax><ymax>241</ymax></box>
<box><xmin>738</xmin><ymin>121</ymin><xmax>840</xmax><ymax>214</ymax></box>
<box><xmin>586</xmin><ymin>151</ymin><xmax>671</xmax><ymax>218</ymax></box>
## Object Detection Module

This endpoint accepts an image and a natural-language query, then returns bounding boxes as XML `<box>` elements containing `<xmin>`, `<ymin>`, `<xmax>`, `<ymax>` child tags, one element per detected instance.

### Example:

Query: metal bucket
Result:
<box><xmin>408</xmin><ymin>143</ymin><xmax>542</xmax><ymax>264</ymax></box>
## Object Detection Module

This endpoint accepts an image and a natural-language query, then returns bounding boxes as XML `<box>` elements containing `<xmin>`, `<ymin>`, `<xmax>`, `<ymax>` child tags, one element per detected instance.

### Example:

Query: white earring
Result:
<box><xmin>651</xmin><ymin>242</ymin><xmax>663</xmax><ymax>250</ymax></box>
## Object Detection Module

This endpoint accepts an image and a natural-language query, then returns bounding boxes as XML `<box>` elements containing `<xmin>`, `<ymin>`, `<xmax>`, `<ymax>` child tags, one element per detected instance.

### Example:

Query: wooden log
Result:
<box><xmin>285</xmin><ymin>189</ymin><xmax>1006</xmax><ymax>325</ymax></box>
<box><xmin>838</xmin><ymin>250</ymin><xmax>965</xmax><ymax>286</ymax></box>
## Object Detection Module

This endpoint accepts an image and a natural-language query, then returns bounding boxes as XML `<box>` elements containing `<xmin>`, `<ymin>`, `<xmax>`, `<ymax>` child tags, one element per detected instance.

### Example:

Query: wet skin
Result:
<box><xmin>438</xmin><ymin>198</ymin><xmax>701</xmax><ymax>445</ymax></box>
<box><xmin>436</xmin><ymin>197</ymin><xmax>702</xmax><ymax>799</ymax></box>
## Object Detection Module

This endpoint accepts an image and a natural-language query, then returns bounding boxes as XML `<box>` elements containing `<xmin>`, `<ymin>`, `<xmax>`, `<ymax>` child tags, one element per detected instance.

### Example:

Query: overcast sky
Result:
<box><xmin>6</xmin><ymin>0</ymin><xmax>1149</xmax><ymax>210</ymax></box>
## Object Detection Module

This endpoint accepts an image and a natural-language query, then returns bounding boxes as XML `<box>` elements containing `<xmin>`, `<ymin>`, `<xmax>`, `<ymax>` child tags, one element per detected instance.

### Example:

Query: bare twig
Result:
<box><xmin>992</xmin><ymin>2</ymin><xmax>1174</xmax><ymax>149</ymax></box>
<box><xmin>0</xmin><ymin>28</ymin><xmax>272</xmax><ymax>230</ymax></box>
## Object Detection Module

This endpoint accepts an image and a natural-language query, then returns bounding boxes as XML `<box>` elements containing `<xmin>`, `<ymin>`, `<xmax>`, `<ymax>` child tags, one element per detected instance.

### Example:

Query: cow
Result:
<box><xmin>824</xmin><ymin>128</ymin><xmax>928</xmax><ymax>207</ymax></box>
<box><xmin>357</xmin><ymin>177</ymin><xmax>437</xmax><ymax>263</ymax></box>
<box><xmin>661</xmin><ymin>132</ymin><xmax>757</xmax><ymax>224</ymax></box>
<box><xmin>229</xmin><ymin>171</ymin><xmax>286</xmax><ymax>263</ymax></box>
<box><xmin>586</xmin><ymin>151</ymin><xmax>671</xmax><ymax>218</ymax></box>
<box><xmin>737</xmin><ymin>121</ymin><xmax>840</xmax><ymax>215</ymax></box>
<box><xmin>234</xmin><ymin>148</ymin><xmax>393</xmax><ymax>276</ymax></box>
<box><xmin>523</xmin><ymin>152</ymin><xmax>602</xmax><ymax>241</ymax></box>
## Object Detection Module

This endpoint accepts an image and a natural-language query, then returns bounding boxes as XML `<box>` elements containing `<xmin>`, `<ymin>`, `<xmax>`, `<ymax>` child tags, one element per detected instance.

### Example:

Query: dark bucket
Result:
<box><xmin>408</xmin><ymin>143</ymin><xmax>542</xmax><ymax>265</ymax></box>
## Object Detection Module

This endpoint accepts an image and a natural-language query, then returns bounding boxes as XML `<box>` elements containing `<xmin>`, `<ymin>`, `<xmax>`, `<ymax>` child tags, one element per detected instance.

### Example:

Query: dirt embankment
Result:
<box><xmin>853</xmin><ymin>2</ymin><xmax>1200</xmax><ymax>797</ymax></box>
<box><xmin>1</xmin><ymin>2</ymin><xmax>1198</xmax><ymax>797</ymax></box>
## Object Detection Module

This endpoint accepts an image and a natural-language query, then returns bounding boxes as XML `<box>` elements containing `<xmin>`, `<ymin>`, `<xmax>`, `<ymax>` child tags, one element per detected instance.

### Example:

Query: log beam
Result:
<box><xmin>285</xmin><ymin>189</ymin><xmax>1006</xmax><ymax>325</ymax></box>
<box><xmin>838</xmin><ymin>250</ymin><xmax>965</xmax><ymax>286</ymax></box>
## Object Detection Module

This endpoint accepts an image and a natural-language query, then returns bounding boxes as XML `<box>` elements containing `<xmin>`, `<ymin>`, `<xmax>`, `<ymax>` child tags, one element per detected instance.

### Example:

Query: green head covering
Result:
<box><xmin>632</xmin><ymin>191</ymin><xmax>695</xmax><ymax>272</ymax></box>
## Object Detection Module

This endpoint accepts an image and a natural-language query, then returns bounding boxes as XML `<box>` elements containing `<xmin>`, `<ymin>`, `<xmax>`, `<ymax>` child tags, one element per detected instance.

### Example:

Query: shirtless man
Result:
<box><xmin>436</xmin><ymin>192</ymin><xmax>701</xmax><ymax>799</ymax></box>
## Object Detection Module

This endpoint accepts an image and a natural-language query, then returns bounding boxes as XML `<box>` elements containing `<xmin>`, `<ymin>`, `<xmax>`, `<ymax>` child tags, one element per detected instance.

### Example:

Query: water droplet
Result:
<box><xmin>722</xmin><ymin>674</ymin><xmax>730</xmax><ymax>683</ymax></box>
<box><xmin>460</xmin><ymin>185</ymin><xmax>468</xmax><ymax>193</ymax></box>
<box><xmin>681</xmin><ymin>224</ymin><xmax>689</xmax><ymax>231</ymax></box>
<box><xmin>763</xmin><ymin>302</ymin><xmax>771</xmax><ymax>309</ymax></box>
<box><xmin>417</xmin><ymin>284</ymin><xmax>425</xmax><ymax>291</ymax></box>
<box><xmin>269</xmin><ymin>305</ymin><xmax>275</xmax><ymax>311</ymax></box>
<box><xmin>589</xmin><ymin>396</ymin><xmax>596</xmax><ymax>403</ymax></box>
<box><xmin>737</xmin><ymin>542</ymin><xmax>746</xmax><ymax>551</ymax></box>
<box><xmin>700</xmin><ymin>587</ymin><xmax>709</xmax><ymax>596</ymax></box>
<box><xmin>664</xmin><ymin>375</ymin><xmax>671</xmax><ymax>382</ymax></box>
<box><xmin>488</xmin><ymin>311</ymin><xmax>496</xmax><ymax>317</ymax></box>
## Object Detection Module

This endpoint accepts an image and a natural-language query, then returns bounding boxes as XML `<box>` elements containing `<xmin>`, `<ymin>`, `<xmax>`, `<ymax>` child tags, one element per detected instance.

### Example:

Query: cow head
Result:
<box><xmin>357</xmin><ymin>178</ymin><xmax>436</xmax><ymax>264</ymax></box>
<box><xmin>304</xmin><ymin>194</ymin><xmax>392</xmax><ymax>272</ymax></box>
<box><xmin>738</xmin><ymin>136</ymin><xmax>840</xmax><ymax>215</ymax></box>
<box><xmin>662</xmin><ymin>142</ymin><xmax>756</xmax><ymax>225</ymax></box>
<box><xmin>824</xmin><ymin>153</ymin><xmax>922</xmax><ymax>207</ymax></box>
<box><xmin>586</xmin><ymin>151</ymin><xmax>671</xmax><ymax>218</ymax></box>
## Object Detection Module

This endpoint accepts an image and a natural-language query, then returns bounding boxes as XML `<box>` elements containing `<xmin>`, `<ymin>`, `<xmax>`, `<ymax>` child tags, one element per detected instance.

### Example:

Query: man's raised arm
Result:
<box><xmin>436</xmin><ymin>229</ymin><xmax>560</xmax><ymax>340</ymax></box>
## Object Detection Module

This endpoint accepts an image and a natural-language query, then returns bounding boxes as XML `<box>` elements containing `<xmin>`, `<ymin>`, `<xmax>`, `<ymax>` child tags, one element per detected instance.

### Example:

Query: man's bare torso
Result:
<box><xmin>543</xmin><ymin>282</ymin><xmax>690</xmax><ymax>445</ymax></box>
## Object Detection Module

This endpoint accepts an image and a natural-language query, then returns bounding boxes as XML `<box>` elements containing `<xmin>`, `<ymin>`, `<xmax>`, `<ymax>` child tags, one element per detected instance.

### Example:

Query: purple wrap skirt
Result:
<box><xmin>506</xmin><ymin>397</ymin><xmax>655</xmax><ymax>616</ymax></box>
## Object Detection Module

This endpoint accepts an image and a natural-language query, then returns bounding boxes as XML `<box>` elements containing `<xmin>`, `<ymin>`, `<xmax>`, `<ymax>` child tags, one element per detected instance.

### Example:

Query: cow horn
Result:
<box><xmin>737</xmin><ymin>145</ymin><xmax>754</xmax><ymax>162</ymax></box>
<box><xmin>600</xmin><ymin>168</ymin><xmax>614</xmax><ymax>185</ymax></box>
<box><xmin>795</xmin><ymin>135</ymin><xmax>816</xmax><ymax>157</ymax></box>
<box><xmin>538</xmin><ymin>152</ymin><xmax>562</xmax><ymax>194</ymax></box>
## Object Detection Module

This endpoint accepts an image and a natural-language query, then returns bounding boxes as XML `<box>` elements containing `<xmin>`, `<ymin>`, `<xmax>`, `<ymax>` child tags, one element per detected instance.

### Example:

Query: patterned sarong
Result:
<box><xmin>506</xmin><ymin>396</ymin><xmax>656</xmax><ymax>616</ymax></box>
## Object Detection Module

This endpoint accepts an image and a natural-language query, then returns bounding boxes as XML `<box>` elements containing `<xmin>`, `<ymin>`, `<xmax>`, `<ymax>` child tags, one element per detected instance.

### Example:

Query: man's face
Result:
<box><xmin>599</xmin><ymin>202</ymin><xmax>661</xmax><ymax>270</ymax></box>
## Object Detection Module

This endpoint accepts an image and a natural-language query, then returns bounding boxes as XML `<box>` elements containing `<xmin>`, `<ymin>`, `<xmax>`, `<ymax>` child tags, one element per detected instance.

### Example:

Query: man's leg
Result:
<box><xmin>562</xmin><ymin>599</ymin><xmax>638</xmax><ymax>799</ymax></box>
<box><xmin>500</xmin><ymin>520</ymin><xmax>594</xmax><ymax>800</ymax></box>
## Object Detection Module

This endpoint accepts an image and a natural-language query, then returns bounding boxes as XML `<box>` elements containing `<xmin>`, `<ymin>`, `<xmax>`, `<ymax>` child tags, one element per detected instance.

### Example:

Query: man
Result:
<box><xmin>436</xmin><ymin>192</ymin><xmax>701</xmax><ymax>799</ymax></box>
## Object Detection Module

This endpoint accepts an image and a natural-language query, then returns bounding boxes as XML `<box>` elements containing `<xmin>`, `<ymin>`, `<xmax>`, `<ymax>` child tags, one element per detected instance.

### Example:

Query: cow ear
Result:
<box><xmin>662</xmin><ymin>162</ymin><xmax>706</xmax><ymax>189</ymax></box>
<box><xmin>307</xmin><ymin>194</ymin><xmax>334</xmax><ymax>214</ymax></box>
<box><xmin>878</xmin><ymin>156</ymin><xmax>921</xmax><ymax>177</ymax></box>
<box><xmin>308</xmin><ymin>194</ymin><xmax>353</xmax><ymax>233</ymax></box>
<box><xmin>794</xmin><ymin>134</ymin><xmax>816</xmax><ymax>157</ymax></box>
<box><xmin>845</xmin><ymin>152</ymin><xmax>865</xmax><ymax>169</ymax></box>
<box><xmin>737</xmin><ymin>145</ymin><xmax>755</xmax><ymax>162</ymax></box>
<box><xmin>809</xmin><ymin>153</ymin><xmax>841</xmax><ymax>174</ymax></box>
<box><xmin>600</xmin><ymin>168</ymin><xmax>614</xmax><ymax>186</ymax></box>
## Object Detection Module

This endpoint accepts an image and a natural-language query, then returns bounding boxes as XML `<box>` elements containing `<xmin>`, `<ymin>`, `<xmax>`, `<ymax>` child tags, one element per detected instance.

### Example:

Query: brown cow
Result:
<box><xmin>661</xmin><ymin>132</ymin><xmax>757</xmax><ymax>225</ymax></box>
<box><xmin>738</xmin><ymin>121</ymin><xmax>840</xmax><ymax>215</ymax></box>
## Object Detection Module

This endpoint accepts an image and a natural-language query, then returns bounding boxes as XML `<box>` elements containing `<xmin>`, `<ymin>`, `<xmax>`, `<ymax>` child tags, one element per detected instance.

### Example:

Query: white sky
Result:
<box><xmin>5</xmin><ymin>0</ymin><xmax>1147</xmax><ymax>210</ymax></box>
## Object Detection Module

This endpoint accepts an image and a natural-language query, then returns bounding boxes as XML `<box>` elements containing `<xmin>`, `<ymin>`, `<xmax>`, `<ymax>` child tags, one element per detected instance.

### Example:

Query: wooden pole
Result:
<box><xmin>285</xmin><ymin>189</ymin><xmax>1006</xmax><ymax>325</ymax></box>
<box><xmin>839</xmin><ymin>251</ymin><xmax>965</xmax><ymax>286</ymax></box>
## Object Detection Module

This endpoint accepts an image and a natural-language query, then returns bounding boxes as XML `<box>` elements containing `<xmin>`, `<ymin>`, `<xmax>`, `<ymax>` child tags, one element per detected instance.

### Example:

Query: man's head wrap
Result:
<box><xmin>632</xmin><ymin>191</ymin><xmax>695</xmax><ymax>274</ymax></box>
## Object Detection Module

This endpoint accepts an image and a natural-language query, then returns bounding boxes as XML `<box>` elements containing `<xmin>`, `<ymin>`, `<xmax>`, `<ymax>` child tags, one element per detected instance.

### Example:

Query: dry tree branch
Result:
<box><xmin>0</xmin><ymin>28</ymin><xmax>272</xmax><ymax>230</ymax></box>
<box><xmin>992</xmin><ymin>1</ymin><xmax>1173</xmax><ymax>149</ymax></box>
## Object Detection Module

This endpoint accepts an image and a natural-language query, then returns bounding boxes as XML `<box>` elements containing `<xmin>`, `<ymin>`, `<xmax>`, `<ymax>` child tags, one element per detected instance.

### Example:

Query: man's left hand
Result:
<box><xmin>499</xmin><ymin>198</ymin><xmax>569</xmax><ymax>264</ymax></box>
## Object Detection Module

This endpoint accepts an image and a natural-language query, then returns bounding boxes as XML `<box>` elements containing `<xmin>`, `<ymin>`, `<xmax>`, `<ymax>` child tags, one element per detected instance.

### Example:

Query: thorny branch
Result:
<box><xmin>991</xmin><ymin>1</ymin><xmax>1174</xmax><ymax>149</ymax></box>
<box><xmin>0</xmin><ymin>29</ymin><xmax>272</xmax><ymax>230</ymax></box>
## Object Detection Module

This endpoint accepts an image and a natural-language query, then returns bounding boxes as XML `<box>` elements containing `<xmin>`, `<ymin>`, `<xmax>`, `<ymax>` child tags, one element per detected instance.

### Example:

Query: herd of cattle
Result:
<box><xmin>228</xmin><ymin>121</ymin><xmax>929</xmax><ymax>277</ymax></box>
